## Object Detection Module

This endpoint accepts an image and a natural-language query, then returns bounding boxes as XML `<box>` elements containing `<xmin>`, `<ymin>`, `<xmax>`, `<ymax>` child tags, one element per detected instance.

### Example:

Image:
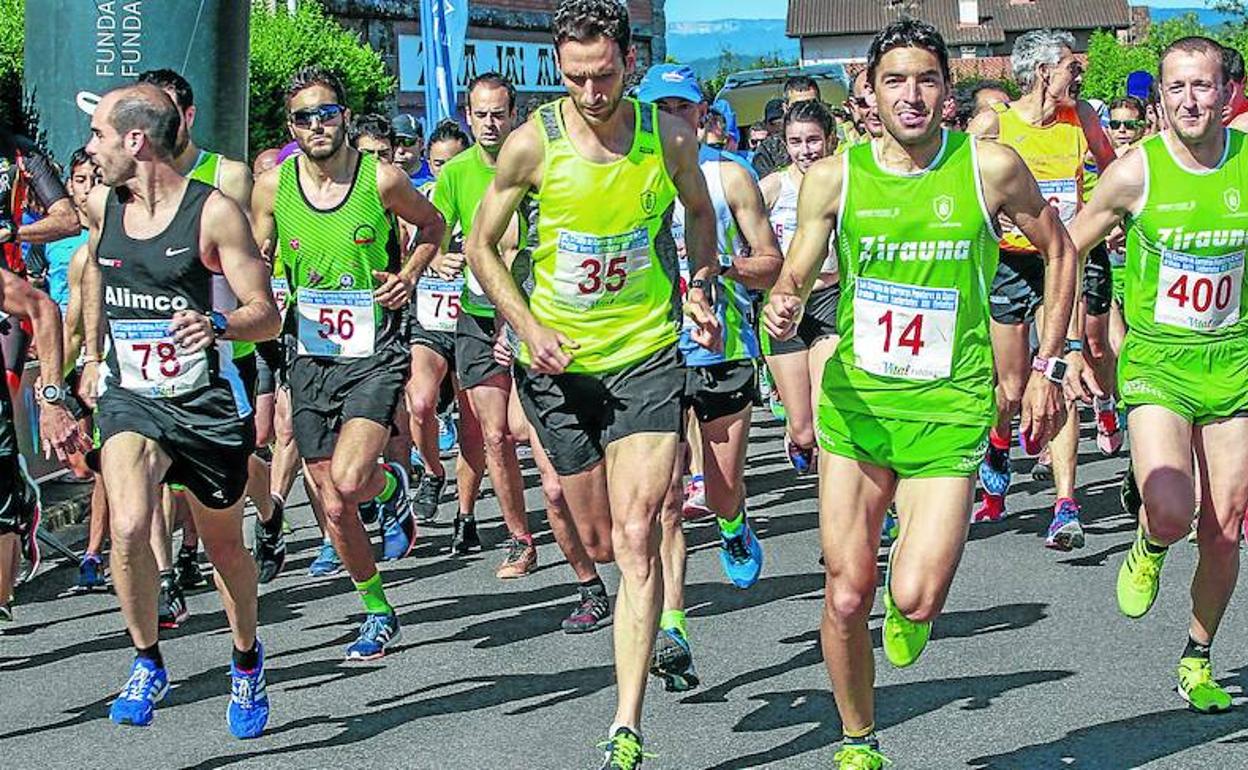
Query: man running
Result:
<box><xmin>252</xmin><ymin>67</ymin><xmax>445</xmax><ymax>660</ymax></box>
<box><xmin>1069</xmin><ymin>36</ymin><xmax>1248</xmax><ymax>715</ymax></box>
<box><xmin>466</xmin><ymin>1</ymin><xmax>721</xmax><ymax>764</ymax></box>
<box><xmin>637</xmin><ymin>63</ymin><xmax>782</xmax><ymax>692</ymax></box>
<box><xmin>764</xmin><ymin>20</ymin><xmax>1077</xmax><ymax>767</ymax></box>
<box><xmin>79</xmin><ymin>84</ymin><xmax>281</xmax><ymax>736</ymax></box>
<box><xmin>967</xmin><ymin>30</ymin><xmax>1115</xmax><ymax>548</ymax></box>
<box><xmin>433</xmin><ymin>72</ymin><xmax>537</xmax><ymax>577</ymax></box>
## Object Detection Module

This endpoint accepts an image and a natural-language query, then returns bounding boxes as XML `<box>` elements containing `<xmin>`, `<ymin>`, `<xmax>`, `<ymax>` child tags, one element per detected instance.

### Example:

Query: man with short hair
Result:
<box><xmin>466</xmin><ymin>1</ymin><xmax>721</xmax><ymax>764</ymax></box>
<box><xmin>252</xmin><ymin>67</ymin><xmax>446</xmax><ymax>660</ymax></box>
<box><xmin>969</xmin><ymin>80</ymin><xmax>1012</xmax><ymax>116</ymax></box>
<box><xmin>1070</xmin><ymin>34</ymin><xmax>1248</xmax><ymax>716</ymax></box>
<box><xmin>79</xmin><ymin>83</ymin><xmax>282</xmax><ymax>736</ymax></box>
<box><xmin>764</xmin><ymin>19</ymin><xmax>1077</xmax><ymax>767</ymax></box>
<box><xmin>353</xmin><ymin>114</ymin><xmax>395</xmax><ymax>162</ymax></box>
<box><xmin>393</xmin><ymin>114</ymin><xmax>434</xmax><ymax>186</ymax></box>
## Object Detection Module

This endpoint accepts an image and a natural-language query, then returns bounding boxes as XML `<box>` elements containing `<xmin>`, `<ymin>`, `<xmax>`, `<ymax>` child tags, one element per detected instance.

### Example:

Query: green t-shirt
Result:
<box><xmin>433</xmin><ymin>144</ymin><xmax>497</xmax><ymax>317</ymax></box>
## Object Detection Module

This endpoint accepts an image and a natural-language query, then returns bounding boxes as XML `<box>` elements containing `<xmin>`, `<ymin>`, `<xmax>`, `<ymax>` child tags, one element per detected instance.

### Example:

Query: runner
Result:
<box><xmin>760</xmin><ymin>100</ymin><xmax>839</xmax><ymax>476</ymax></box>
<box><xmin>1068</xmin><ymin>36</ymin><xmax>1248</xmax><ymax>715</ymax></box>
<box><xmin>433</xmin><ymin>72</ymin><xmax>537</xmax><ymax>577</ymax></box>
<box><xmin>252</xmin><ymin>67</ymin><xmax>445</xmax><ymax>659</ymax></box>
<box><xmin>967</xmin><ymin>30</ymin><xmax>1115</xmax><ymax>549</ymax></box>
<box><xmin>763</xmin><ymin>20</ymin><xmax>1077</xmax><ymax>767</ymax></box>
<box><xmin>752</xmin><ymin>75</ymin><xmax>821</xmax><ymax>177</ymax></box>
<box><xmin>78</xmin><ymin>83</ymin><xmax>281</xmax><ymax>735</ymax></box>
<box><xmin>352</xmin><ymin>114</ymin><xmax>394</xmax><ymax>163</ymax></box>
<box><xmin>844</xmin><ymin>68</ymin><xmax>885</xmax><ymax>147</ymax></box>
<box><xmin>465</xmin><ymin>1</ymin><xmax>721</xmax><ymax>763</ymax></box>
<box><xmin>637</xmin><ymin>63</ymin><xmax>782</xmax><ymax>692</ymax></box>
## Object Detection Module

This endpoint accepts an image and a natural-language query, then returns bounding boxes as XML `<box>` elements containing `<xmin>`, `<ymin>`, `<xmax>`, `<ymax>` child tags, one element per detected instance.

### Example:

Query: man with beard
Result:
<box><xmin>251</xmin><ymin>67</ymin><xmax>445</xmax><ymax>660</ymax></box>
<box><xmin>764</xmin><ymin>19</ymin><xmax>1078</xmax><ymax>767</ymax></box>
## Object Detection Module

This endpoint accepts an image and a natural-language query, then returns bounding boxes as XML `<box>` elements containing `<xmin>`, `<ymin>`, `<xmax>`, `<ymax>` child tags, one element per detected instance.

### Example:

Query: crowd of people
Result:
<box><xmin>0</xmin><ymin>0</ymin><xmax>1246</xmax><ymax>766</ymax></box>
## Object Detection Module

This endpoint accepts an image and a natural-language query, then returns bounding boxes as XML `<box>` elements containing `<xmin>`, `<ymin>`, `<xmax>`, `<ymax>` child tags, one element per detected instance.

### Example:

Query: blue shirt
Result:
<box><xmin>45</xmin><ymin>229</ymin><xmax>87</xmax><ymax>312</ymax></box>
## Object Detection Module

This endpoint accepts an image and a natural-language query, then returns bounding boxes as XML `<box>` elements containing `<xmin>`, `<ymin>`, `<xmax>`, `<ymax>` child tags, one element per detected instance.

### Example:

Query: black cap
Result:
<box><xmin>764</xmin><ymin>98</ymin><xmax>785</xmax><ymax>123</ymax></box>
<box><xmin>392</xmin><ymin>114</ymin><xmax>423</xmax><ymax>140</ymax></box>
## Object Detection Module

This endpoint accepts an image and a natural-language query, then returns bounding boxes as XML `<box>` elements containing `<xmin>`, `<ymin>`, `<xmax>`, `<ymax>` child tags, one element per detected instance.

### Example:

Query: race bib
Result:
<box><xmin>1155</xmin><ymin>249</ymin><xmax>1244</xmax><ymax>331</ymax></box>
<box><xmin>552</xmin><ymin>228</ymin><xmax>651</xmax><ymax>309</ymax></box>
<box><xmin>853</xmin><ymin>277</ymin><xmax>958</xmax><ymax>381</ymax></box>
<box><xmin>271</xmin><ymin>277</ymin><xmax>290</xmax><ymax>321</ymax></box>
<box><xmin>109</xmin><ymin>318</ymin><xmax>209</xmax><ymax>397</ymax></box>
<box><xmin>1038</xmin><ymin>178</ymin><xmax>1079</xmax><ymax>227</ymax></box>
<box><xmin>416</xmin><ymin>275</ymin><xmax>463</xmax><ymax>332</ymax></box>
<box><xmin>296</xmin><ymin>288</ymin><xmax>376</xmax><ymax>358</ymax></box>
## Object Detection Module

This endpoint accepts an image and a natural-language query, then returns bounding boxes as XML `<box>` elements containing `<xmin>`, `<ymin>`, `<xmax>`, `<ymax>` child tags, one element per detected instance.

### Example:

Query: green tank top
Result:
<box><xmin>432</xmin><ymin>145</ymin><xmax>497</xmax><ymax>317</ymax></box>
<box><xmin>828</xmin><ymin>130</ymin><xmax>999</xmax><ymax>426</ymax></box>
<box><xmin>1123</xmin><ymin>131</ymin><xmax>1248</xmax><ymax>345</ymax></box>
<box><xmin>516</xmin><ymin>98</ymin><xmax>679</xmax><ymax>374</ymax></box>
<box><xmin>274</xmin><ymin>151</ymin><xmax>403</xmax><ymax>357</ymax></box>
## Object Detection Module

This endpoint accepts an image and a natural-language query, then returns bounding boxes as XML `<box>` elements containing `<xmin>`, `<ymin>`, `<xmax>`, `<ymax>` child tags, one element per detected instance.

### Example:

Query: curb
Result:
<box><xmin>39</xmin><ymin>479</ymin><xmax>95</xmax><ymax>535</ymax></box>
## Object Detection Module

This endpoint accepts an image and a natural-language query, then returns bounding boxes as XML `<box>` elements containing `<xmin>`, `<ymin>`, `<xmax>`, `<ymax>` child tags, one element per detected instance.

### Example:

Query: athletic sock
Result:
<box><xmin>718</xmin><ymin>511</ymin><xmax>745</xmax><ymax>537</ymax></box>
<box><xmin>232</xmin><ymin>641</ymin><xmax>260</xmax><ymax>672</ymax></box>
<box><xmin>989</xmin><ymin>427</ymin><xmax>1011</xmax><ymax>450</ymax></box>
<box><xmin>660</xmin><ymin>609</ymin><xmax>687</xmax><ymax>638</ymax></box>
<box><xmin>1183</xmin><ymin>635</ymin><xmax>1212</xmax><ymax>661</ymax></box>
<box><xmin>1141</xmin><ymin>531</ymin><xmax>1168</xmax><ymax>555</ymax></box>
<box><xmin>377</xmin><ymin>465</ymin><xmax>399</xmax><ymax>504</ymax></box>
<box><xmin>842</xmin><ymin>724</ymin><xmax>879</xmax><ymax>749</ymax></box>
<box><xmin>159</xmin><ymin>568</ymin><xmax>175</xmax><ymax>584</ymax></box>
<box><xmin>355</xmin><ymin>572</ymin><xmax>393</xmax><ymax>615</ymax></box>
<box><xmin>261</xmin><ymin>498</ymin><xmax>285</xmax><ymax>536</ymax></box>
<box><xmin>579</xmin><ymin>576</ymin><xmax>605</xmax><ymax>595</ymax></box>
<box><xmin>178</xmin><ymin>543</ymin><xmax>196</xmax><ymax>557</ymax></box>
<box><xmin>1055</xmin><ymin>497</ymin><xmax>1076</xmax><ymax>511</ymax></box>
<box><xmin>136</xmin><ymin>643</ymin><xmax>164</xmax><ymax>670</ymax></box>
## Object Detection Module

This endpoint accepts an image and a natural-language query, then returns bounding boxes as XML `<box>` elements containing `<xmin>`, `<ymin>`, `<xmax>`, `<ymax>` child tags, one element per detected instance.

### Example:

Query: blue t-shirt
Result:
<box><xmin>45</xmin><ymin>229</ymin><xmax>87</xmax><ymax>312</ymax></box>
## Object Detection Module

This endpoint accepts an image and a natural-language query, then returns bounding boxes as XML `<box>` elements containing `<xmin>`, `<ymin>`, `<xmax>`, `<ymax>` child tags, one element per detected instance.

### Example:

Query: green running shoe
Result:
<box><xmin>834</xmin><ymin>744</ymin><xmax>891</xmax><ymax>769</ymax></box>
<box><xmin>1178</xmin><ymin>657</ymin><xmax>1232</xmax><ymax>713</ymax></box>
<box><xmin>1117</xmin><ymin>529</ymin><xmax>1167</xmax><ymax>618</ymax></box>
<box><xmin>597</xmin><ymin>727</ymin><xmax>653</xmax><ymax>769</ymax></box>
<box><xmin>882</xmin><ymin>545</ymin><xmax>930</xmax><ymax>668</ymax></box>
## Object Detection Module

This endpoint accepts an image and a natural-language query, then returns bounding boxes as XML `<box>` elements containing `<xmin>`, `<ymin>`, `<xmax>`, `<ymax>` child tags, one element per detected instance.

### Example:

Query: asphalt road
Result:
<box><xmin>3</xmin><ymin>410</ymin><xmax>1247</xmax><ymax>769</ymax></box>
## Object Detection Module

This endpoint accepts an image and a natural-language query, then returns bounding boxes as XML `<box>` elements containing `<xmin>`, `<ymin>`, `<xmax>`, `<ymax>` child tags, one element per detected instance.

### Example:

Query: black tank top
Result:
<box><xmin>98</xmin><ymin>180</ymin><xmax>241</xmax><ymax>401</ymax></box>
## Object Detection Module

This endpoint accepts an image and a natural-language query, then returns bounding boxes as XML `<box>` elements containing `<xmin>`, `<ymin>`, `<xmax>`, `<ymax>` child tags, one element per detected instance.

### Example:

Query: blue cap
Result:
<box><xmin>712</xmin><ymin>99</ymin><xmax>741</xmax><ymax>144</ymax></box>
<box><xmin>638</xmin><ymin>64</ymin><xmax>704</xmax><ymax>104</ymax></box>
<box><xmin>1126</xmin><ymin>70</ymin><xmax>1154</xmax><ymax>101</ymax></box>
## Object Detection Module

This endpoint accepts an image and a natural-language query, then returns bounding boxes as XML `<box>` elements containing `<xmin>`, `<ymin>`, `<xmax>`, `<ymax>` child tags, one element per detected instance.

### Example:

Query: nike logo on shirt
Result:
<box><xmin>165</xmin><ymin>247</ymin><xmax>190</xmax><ymax>257</ymax></box>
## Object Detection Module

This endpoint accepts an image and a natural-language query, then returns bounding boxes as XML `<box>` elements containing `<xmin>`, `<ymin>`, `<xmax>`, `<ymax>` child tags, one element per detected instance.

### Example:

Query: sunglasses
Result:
<box><xmin>289</xmin><ymin>103</ymin><xmax>345</xmax><ymax>129</ymax></box>
<box><xmin>1108</xmin><ymin>119</ymin><xmax>1145</xmax><ymax>130</ymax></box>
<box><xmin>394</xmin><ymin>136</ymin><xmax>422</xmax><ymax>148</ymax></box>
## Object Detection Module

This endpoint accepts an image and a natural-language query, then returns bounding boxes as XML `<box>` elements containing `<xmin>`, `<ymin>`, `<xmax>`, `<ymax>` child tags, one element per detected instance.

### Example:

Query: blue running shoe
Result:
<box><xmin>437</xmin><ymin>410</ymin><xmax>457</xmax><ymax>455</ymax></box>
<box><xmin>109</xmin><ymin>656</ymin><xmax>169</xmax><ymax>727</ymax></box>
<box><xmin>308</xmin><ymin>541</ymin><xmax>342</xmax><ymax>577</ymax></box>
<box><xmin>881</xmin><ymin>508</ymin><xmax>900</xmax><ymax>547</ymax></box>
<box><xmin>1045</xmin><ymin>498</ymin><xmax>1086</xmax><ymax>551</ymax></box>
<box><xmin>719</xmin><ymin>517</ymin><xmax>764</xmax><ymax>589</ymax></box>
<box><xmin>978</xmin><ymin>443</ymin><xmax>1011</xmax><ymax>497</ymax></box>
<box><xmin>76</xmin><ymin>553</ymin><xmax>107</xmax><ymax>592</ymax></box>
<box><xmin>651</xmin><ymin>627</ymin><xmax>699</xmax><ymax>692</ymax></box>
<box><xmin>227</xmin><ymin>641</ymin><xmax>270</xmax><ymax>739</ymax></box>
<box><xmin>379</xmin><ymin>464</ymin><xmax>416</xmax><ymax>561</ymax></box>
<box><xmin>345</xmin><ymin>612</ymin><xmax>401</xmax><ymax>661</ymax></box>
<box><xmin>784</xmin><ymin>435</ymin><xmax>814</xmax><ymax>475</ymax></box>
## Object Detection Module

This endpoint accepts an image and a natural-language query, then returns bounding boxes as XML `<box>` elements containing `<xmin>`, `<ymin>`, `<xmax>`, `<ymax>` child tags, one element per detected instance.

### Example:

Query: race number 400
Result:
<box><xmin>853</xmin><ymin>277</ymin><xmax>959</xmax><ymax>380</ymax></box>
<box><xmin>1155</xmin><ymin>250</ymin><xmax>1243</xmax><ymax>332</ymax></box>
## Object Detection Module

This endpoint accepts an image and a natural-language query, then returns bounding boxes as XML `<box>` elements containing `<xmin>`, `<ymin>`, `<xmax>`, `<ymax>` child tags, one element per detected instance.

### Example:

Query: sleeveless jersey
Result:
<box><xmin>274</xmin><ymin>151</ymin><xmax>403</xmax><ymax>359</ymax></box>
<box><xmin>516</xmin><ymin>98</ymin><xmax>679</xmax><ymax>374</ymax></box>
<box><xmin>828</xmin><ymin>130</ymin><xmax>999</xmax><ymax>426</ymax></box>
<box><xmin>994</xmin><ymin>103</ymin><xmax>1086</xmax><ymax>254</ymax></box>
<box><xmin>672</xmin><ymin>145</ymin><xmax>757</xmax><ymax>365</ymax></box>
<box><xmin>432</xmin><ymin>144</ymin><xmax>496</xmax><ymax>318</ymax></box>
<box><xmin>770</xmin><ymin>168</ymin><xmax>836</xmax><ymax>274</ymax></box>
<box><xmin>97</xmin><ymin>181</ymin><xmax>245</xmax><ymax>408</ymax></box>
<box><xmin>1123</xmin><ymin>130</ymin><xmax>1248</xmax><ymax>344</ymax></box>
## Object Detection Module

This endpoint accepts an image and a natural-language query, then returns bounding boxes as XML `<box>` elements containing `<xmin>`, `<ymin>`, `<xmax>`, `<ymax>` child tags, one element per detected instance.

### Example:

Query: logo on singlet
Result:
<box><xmin>353</xmin><ymin>224</ymin><xmax>377</xmax><ymax>246</ymax></box>
<box><xmin>934</xmin><ymin>195</ymin><xmax>954</xmax><ymax>223</ymax></box>
<box><xmin>1225</xmin><ymin>188</ymin><xmax>1241</xmax><ymax>214</ymax></box>
<box><xmin>641</xmin><ymin>190</ymin><xmax>657</xmax><ymax>215</ymax></box>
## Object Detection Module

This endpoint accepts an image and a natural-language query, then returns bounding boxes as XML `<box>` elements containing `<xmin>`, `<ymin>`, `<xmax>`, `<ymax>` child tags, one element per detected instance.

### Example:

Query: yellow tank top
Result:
<box><xmin>995</xmin><ymin>102</ymin><xmax>1087</xmax><ymax>254</ymax></box>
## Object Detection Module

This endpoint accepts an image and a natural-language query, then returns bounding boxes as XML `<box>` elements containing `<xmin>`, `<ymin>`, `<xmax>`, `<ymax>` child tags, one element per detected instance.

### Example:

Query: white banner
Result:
<box><xmin>399</xmin><ymin>35</ymin><xmax>564</xmax><ymax>94</ymax></box>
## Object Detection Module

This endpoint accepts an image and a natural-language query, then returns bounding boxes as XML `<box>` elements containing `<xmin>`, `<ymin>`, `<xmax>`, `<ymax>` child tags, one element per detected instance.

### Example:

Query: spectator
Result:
<box><xmin>392</xmin><ymin>113</ymin><xmax>434</xmax><ymax>187</ymax></box>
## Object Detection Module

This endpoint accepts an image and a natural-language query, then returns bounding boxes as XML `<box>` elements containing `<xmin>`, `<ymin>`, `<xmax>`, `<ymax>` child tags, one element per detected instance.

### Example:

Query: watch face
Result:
<box><xmin>1050</xmin><ymin>360</ymin><xmax>1068</xmax><ymax>382</ymax></box>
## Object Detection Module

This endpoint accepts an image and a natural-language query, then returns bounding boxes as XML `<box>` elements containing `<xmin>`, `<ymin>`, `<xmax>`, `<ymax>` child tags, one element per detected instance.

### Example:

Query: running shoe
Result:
<box><xmin>971</xmin><ymin>493</ymin><xmax>1005</xmax><ymax>523</ymax></box>
<box><xmin>1045</xmin><ymin>499</ymin><xmax>1086</xmax><ymax>551</ymax></box>
<box><xmin>496</xmin><ymin>535</ymin><xmax>537</xmax><ymax>579</ymax></box>
<box><xmin>76</xmin><ymin>553</ymin><xmax>107</xmax><ymax>592</ymax></box>
<box><xmin>437</xmin><ymin>410</ymin><xmax>458</xmax><ymax>456</ymax></box>
<box><xmin>308</xmin><ymin>540</ymin><xmax>342</xmax><ymax>577</ymax></box>
<box><xmin>451</xmin><ymin>516</ymin><xmax>481</xmax><ymax>555</ymax></box>
<box><xmin>158</xmin><ymin>573</ymin><xmax>189</xmax><ymax>629</ymax></box>
<box><xmin>597</xmin><ymin>727</ymin><xmax>651</xmax><ymax>770</ymax></box>
<box><xmin>769</xmin><ymin>391</ymin><xmax>787</xmax><ymax>421</ymax></box>
<box><xmin>358</xmin><ymin>499</ymin><xmax>380</xmax><ymax>525</ymax></box>
<box><xmin>882</xmin><ymin>544</ymin><xmax>930</xmax><ymax>668</ymax></box>
<box><xmin>413</xmin><ymin>472</ymin><xmax>446</xmax><ymax>524</ymax></box>
<box><xmin>651</xmin><ymin>627</ymin><xmax>700</xmax><ymax>692</ymax></box>
<box><xmin>834</xmin><ymin>744</ymin><xmax>891</xmax><ymax>769</ymax></box>
<box><xmin>253</xmin><ymin>516</ymin><xmax>287</xmax><ymax>584</ymax></box>
<box><xmin>345</xmin><ymin>611</ymin><xmax>401</xmax><ymax>661</ymax></box>
<box><xmin>785</xmin><ymin>435</ymin><xmax>815</xmax><ymax>475</ymax></box>
<box><xmin>978</xmin><ymin>442</ymin><xmax>1011</xmax><ymax>497</ymax></box>
<box><xmin>379</xmin><ymin>464</ymin><xmax>417</xmax><ymax>562</ymax></box>
<box><xmin>718</xmin><ymin>516</ymin><xmax>763</xmax><ymax>589</ymax></box>
<box><xmin>1095</xmin><ymin>397</ymin><xmax>1124</xmax><ymax>456</ymax></box>
<box><xmin>108</xmin><ymin>655</ymin><xmax>170</xmax><ymax>727</ymax></box>
<box><xmin>1120</xmin><ymin>464</ymin><xmax>1142</xmax><ymax>518</ymax></box>
<box><xmin>1117</xmin><ymin>528</ymin><xmax>1167</xmax><ymax>619</ymax></box>
<box><xmin>1031</xmin><ymin>446</ymin><xmax>1053</xmax><ymax>483</ymax></box>
<box><xmin>681</xmin><ymin>475</ymin><xmax>711</xmax><ymax>520</ymax></box>
<box><xmin>227</xmin><ymin>641</ymin><xmax>270</xmax><ymax>739</ymax></box>
<box><xmin>562</xmin><ymin>584</ymin><xmax>611</xmax><ymax>634</ymax></box>
<box><xmin>175</xmin><ymin>546</ymin><xmax>206</xmax><ymax>590</ymax></box>
<box><xmin>11</xmin><ymin>455</ymin><xmax>40</xmax><ymax>584</ymax></box>
<box><xmin>881</xmin><ymin>507</ymin><xmax>900</xmax><ymax>547</ymax></box>
<box><xmin>1177</xmin><ymin>657</ymin><xmax>1232</xmax><ymax>714</ymax></box>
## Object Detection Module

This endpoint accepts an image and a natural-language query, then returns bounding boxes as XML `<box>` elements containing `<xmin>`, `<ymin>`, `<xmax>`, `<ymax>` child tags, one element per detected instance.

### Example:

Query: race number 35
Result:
<box><xmin>577</xmin><ymin>255</ymin><xmax>628</xmax><ymax>295</ymax></box>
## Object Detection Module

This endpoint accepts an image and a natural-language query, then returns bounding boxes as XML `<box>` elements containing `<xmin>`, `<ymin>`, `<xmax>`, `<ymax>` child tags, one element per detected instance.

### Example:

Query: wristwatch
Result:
<box><xmin>210</xmin><ymin>310</ymin><xmax>229</xmax><ymax>338</ymax></box>
<box><xmin>1064</xmin><ymin>338</ymin><xmax>1084</xmax><ymax>354</ymax></box>
<box><xmin>1032</xmin><ymin>355</ymin><xmax>1068</xmax><ymax>385</ymax></box>
<box><xmin>39</xmin><ymin>382</ymin><xmax>66</xmax><ymax>405</ymax></box>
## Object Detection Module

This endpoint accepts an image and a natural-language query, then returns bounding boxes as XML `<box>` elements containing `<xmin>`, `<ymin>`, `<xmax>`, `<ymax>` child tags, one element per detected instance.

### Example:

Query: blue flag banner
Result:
<box><xmin>421</xmin><ymin>0</ymin><xmax>468</xmax><ymax>130</ymax></box>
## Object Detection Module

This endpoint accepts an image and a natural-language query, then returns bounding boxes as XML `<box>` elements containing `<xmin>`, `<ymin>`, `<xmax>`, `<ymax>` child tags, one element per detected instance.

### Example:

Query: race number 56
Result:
<box><xmin>317</xmin><ymin>308</ymin><xmax>356</xmax><ymax>340</ymax></box>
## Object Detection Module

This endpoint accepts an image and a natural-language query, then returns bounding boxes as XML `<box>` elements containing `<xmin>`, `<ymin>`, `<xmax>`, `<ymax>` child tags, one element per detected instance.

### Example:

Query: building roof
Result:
<box><xmin>787</xmin><ymin>0</ymin><xmax>1132</xmax><ymax>44</ymax></box>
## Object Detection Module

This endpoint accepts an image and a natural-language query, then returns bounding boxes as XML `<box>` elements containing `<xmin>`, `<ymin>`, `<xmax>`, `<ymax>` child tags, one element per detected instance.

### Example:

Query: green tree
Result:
<box><xmin>0</xmin><ymin>0</ymin><xmax>24</xmax><ymax>131</ymax></box>
<box><xmin>700</xmin><ymin>48</ymin><xmax>798</xmax><ymax>101</ymax></box>
<box><xmin>1081</xmin><ymin>13</ymin><xmax>1222</xmax><ymax>102</ymax></box>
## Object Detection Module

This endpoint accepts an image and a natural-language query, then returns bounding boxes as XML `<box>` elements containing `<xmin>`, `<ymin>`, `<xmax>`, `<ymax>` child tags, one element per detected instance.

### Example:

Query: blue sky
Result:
<box><xmin>666</xmin><ymin>1</ymin><xmax>1218</xmax><ymax>23</ymax></box>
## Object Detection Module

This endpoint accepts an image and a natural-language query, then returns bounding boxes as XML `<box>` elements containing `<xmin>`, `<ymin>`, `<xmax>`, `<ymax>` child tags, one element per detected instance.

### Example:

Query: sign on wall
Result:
<box><xmin>398</xmin><ymin>35</ymin><xmax>564</xmax><ymax>94</ymax></box>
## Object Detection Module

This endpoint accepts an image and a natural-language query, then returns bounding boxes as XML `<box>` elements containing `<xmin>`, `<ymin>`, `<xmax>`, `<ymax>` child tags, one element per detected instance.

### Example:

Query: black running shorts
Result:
<box><xmin>685</xmin><ymin>360</ymin><xmax>758</xmax><ymax>424</ymax></box>
<box><xmin>455</xmin><ymin>312</ymin><xmax>507</xmax><ymax>390</ymax></box>
<box><xmin>989</xmin><ymin>251</ymin><xmax>1046</xmax><ymax>325</ymax></box>
<box><xmin>765</xmin><ymin>284</ymin><xmax>841</xmax><ymax>355</ymax></box>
